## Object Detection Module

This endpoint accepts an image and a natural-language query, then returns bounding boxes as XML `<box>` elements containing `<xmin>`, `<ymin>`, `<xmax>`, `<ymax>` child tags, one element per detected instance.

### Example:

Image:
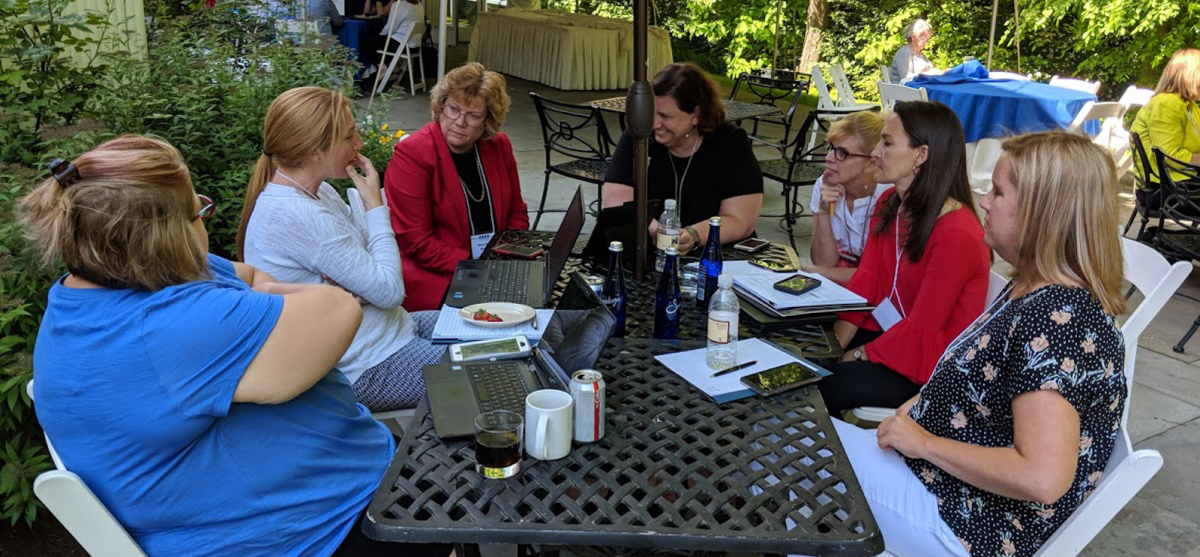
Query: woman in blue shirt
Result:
<box><xmin>20</xmin><ymin>135</ymin><xmax>447</xmax><ymax>557</ymax></box>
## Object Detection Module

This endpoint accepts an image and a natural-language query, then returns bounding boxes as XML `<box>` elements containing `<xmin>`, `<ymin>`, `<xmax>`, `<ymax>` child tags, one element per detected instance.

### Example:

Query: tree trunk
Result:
<box><xmin>798</xmin><ymin>0</ymin><xmax>828</xmax><ymax>72</ymax></box>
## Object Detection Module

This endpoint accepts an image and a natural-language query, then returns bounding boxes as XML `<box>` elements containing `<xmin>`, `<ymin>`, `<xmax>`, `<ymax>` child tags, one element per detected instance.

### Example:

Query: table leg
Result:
<box><xmin>477</xmin><ymin>544</ymin><xmax>519</xmax><ymax>557</ymax></box>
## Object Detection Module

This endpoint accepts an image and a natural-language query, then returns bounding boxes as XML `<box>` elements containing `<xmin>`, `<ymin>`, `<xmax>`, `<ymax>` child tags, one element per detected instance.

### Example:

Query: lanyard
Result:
<box><xmin>839</xmin><ymin>191</ymin><xmax>877</xmax><ymax>258</ymax></box>
<box><xmin>888</xmin><ymin>212</ymin><xmax>908</xmax><ymax>319</ymax></box>
<box><xmin>459</xmin><ymin>146</ymin><xmax>496</xmax><ymax>236</ymax></box>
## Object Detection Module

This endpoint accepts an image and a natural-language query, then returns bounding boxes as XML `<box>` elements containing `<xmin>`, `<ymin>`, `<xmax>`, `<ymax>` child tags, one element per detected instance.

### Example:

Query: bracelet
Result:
<box><xmin>685</xmin><ymin>226</ymin><xmax>701</xmax><ymax>251</ymax></box>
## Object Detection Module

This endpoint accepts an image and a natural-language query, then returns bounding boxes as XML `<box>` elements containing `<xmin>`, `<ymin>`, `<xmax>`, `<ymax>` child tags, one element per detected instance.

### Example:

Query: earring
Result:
<box><xmin>912</xmin><ymin>163</ymin><xmax>920</xmax><ymax>176</ymax></box>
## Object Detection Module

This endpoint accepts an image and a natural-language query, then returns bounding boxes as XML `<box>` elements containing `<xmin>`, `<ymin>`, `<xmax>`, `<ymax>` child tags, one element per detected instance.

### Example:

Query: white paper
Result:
<box><xmin>653</xmin><ymin>339</ymin><xmax>802</xmax><ymax>400</ymax></box>
<box><xmin>431</xmin><ymin>304</ymin><xmax>554</xmax><ymax>343</ymax></box>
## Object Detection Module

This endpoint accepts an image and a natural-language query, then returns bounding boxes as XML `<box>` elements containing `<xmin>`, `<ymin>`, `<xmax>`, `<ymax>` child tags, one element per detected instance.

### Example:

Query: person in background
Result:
<box><xmin>384</xmin><ymin>62</ymin><xmax>527</xmax><ymax>311</ymax></box>
<box><xmin>890</xmin><ymin>19</ymin><xmax>941</xmax><ymax>83</ymax></box>
<box><xmin>602</xmin><ymin>62</ymin><xmax>764</xmax><ymax>254</ymax></box>
<box><xmin>819</xmin><ymin>101</ymin><xmax>990</xmax><ymax>417</ymax></box>
<box><xmin>826</xmin><ymin>130</ymin><xmax>1127</xmax><ymax>557</ymax></box>
<box><xmin>805</xmin><ymin>110</ymin><xmax>892</xmax><ymax>285</ymax></box>
<box><xmin>238</xmin><ymin>87</ymin><xmax>445</xmax><ymax>412</ymax></box>
<box><xmin>21</xmin><ymin>134</ymin><xmax>449</xmax><ymax>557</ymax></box>
<box><xmin>306</xmin><ymin>0</ymin><xmax>344</xmax><ymax>34</ymax></box>
<box><xmin>1131</xmin><ymin>48</ymin><xmax>1200</xmax><ymax>178</ymax></box>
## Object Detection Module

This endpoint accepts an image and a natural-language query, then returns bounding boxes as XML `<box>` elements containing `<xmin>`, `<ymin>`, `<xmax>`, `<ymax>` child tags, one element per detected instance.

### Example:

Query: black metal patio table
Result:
<box><xmin>588</xmin><ymin>97</ymin><xmax>783</xmax><ymax>124</ymax></box>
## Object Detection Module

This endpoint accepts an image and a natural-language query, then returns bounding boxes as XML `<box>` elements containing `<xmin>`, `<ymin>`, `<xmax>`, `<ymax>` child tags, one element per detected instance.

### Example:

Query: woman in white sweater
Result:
<box><xmin>237</xmin><ymin>86</ymin><xmax>444</xmax><ymax>411</ymax></box>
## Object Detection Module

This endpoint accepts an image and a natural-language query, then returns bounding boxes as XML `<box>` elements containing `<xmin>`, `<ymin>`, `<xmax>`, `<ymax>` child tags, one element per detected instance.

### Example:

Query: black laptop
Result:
<box><xmin>443</xmin><ymin>187</ymin><xmax>585</xmax><ymax>308</ymax></box>
<box><xmin>423</xmin><ymin>272</ymin><xmax>616</xmax><ymax>439</ymax></box>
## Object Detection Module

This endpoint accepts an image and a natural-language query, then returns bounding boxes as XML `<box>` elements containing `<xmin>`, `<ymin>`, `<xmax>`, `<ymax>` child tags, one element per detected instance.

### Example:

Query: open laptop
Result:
<box><xmin>423</xmin><ymin>272</ymin><xmax>616</xmax><ymax>439</ymax></box>
<box><xmin>443</xmin><ymin>187</ymin><xmax>585</xmax><ymax>309</ymax></box>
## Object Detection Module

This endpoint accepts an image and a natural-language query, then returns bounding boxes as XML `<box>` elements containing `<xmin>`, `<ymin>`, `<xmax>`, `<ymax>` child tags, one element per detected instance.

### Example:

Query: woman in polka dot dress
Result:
<box><xmin>828</xmin><ymin>130</ymin><xmax>1128</xmax><ymax>557</ymax></box>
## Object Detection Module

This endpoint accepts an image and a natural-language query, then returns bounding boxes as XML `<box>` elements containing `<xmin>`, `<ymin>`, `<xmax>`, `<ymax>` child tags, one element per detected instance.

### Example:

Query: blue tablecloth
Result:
<box><xmin>907</xmin><ymin>76</ymin><xmax>1098</xmax><ymax>142</ymax></box>
<box><xmin>337</xmin><ymin>18</ymin><xmax>379</xmax><ymax>78</ymax></box>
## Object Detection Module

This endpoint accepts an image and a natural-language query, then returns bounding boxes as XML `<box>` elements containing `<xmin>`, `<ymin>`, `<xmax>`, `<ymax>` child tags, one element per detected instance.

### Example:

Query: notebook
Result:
<box><xmin>654</xmin><ymin>339</ymin><xmax>812</xmax><ymax>403</ymax></box>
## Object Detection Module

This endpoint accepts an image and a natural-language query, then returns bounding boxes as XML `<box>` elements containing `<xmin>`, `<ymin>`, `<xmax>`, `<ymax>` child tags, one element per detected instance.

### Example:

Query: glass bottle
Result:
<box><xmin>600</xmin><ymin>241</ymin><xmax>627</xmax><ymax>338</ymax></box>
<box><xmin>653</xmin><ymin>246</ymin><xmax>681</xmax><ymax>340</ymax></box>
<box><xmin>697</xmin><ymin>216</ymin><xmax>723</xmax><ymax>307</ymax></box>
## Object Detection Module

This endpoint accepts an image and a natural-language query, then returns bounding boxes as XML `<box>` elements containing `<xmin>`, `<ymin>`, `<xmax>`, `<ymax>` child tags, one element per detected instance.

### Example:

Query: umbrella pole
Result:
<box><xmin>987</xmin><ymin>0</ymin><xmax>997</xmax><ymax>70</ymax></box>
<box><xmin>630</xmin><ymin>0</ymin><xmax>651</xmax><ymax>280</ymax></box>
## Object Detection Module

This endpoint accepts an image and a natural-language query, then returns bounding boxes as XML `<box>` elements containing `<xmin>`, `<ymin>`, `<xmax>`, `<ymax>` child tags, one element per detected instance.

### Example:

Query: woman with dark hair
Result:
<box><xmin>818</xmin><ymin>101</ymin><xmax>991</xmax><ymax>417</ymax></box>
<box><xmin>601</xmin><ymin>62</ymin><xmax>763</xmax><ymax>254</ymax></box>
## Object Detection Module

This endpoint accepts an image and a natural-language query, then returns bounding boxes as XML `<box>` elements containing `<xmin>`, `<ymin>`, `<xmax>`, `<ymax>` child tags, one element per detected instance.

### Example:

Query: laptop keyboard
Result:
<box><xmin>469</xmin><ymin>362</ymin><xmax>532</xmax><ymax>414</ymax></box>
<box><xmin>480</xmin><ymin>260</ymin><xmax>530</xmax><ymax>303</ymax></box>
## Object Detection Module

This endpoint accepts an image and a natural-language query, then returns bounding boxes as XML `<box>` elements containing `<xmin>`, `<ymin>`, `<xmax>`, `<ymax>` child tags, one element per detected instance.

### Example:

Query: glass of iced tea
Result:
<box><xmin>474</xmin><ymin>410</ymin><xmax>524</xmax><ymax>479</ymax></box>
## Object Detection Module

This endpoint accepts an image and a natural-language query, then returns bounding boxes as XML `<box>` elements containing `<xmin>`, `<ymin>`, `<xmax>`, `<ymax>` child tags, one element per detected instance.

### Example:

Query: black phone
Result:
<box><xmin>748</xmin><ymin>258</ymin><xmax>798</xmax><ymax>272</ymax></box>
<box><xmin>740</xmin><ymin>361</ymin><xmax>825</xmax><ymax>396</ymax></box>
<box><xmin>491</xmin><ymin>243</ymin><xmax>544</xmax><ymax>259</ymax></box>
<box><xmin>774</xmin><ymin>274</ymin><xmax>821</xmax><ymax>295</ymax></box>
<box><xmin>734</xmin><ymin>238</ymin><xmax>771</xmax><ymax>253</ymax></box>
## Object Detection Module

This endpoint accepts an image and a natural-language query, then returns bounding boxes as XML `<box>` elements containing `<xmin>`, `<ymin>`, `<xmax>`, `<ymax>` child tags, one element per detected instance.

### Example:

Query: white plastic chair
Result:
<box><xmin>374</xmin><ymin>17</ymin><xmax>426</xmax><ymax>95</ymax></box>
<box><xmin>877</xmin><ymin>81</ymin><xmax>928</xmax><ymax>110</ymax></box>
<box><xmin>829</xmin><ymin>64</ymin><xmax>878</xmax><ymax>111</ymax></box>
<box><xmin>1068</xmin><ymin>102</ymin><xmax>1132</xmax><ymax>179</ymax></box>
<box><xmin>807</xmin><ymin>66</ymin><xmax>878</xmax><ymax>151</ymax></box>
<box><xmin>879</xmin><ymin>65</ymin><xmax>892</xmax><ymax>85</ymax></box>
<box><xmin>988</xmin><ymin>70</ymin><xmax>1032</xmax><ymax>81</ymax></box>
<box><xmin>27</xmin><ymin>381</ymin><xmax>149</xmax><ymax>557</ymax></box>
<box><xmin>867</xmin><ymin>238</ymin><xmax>1186</xmax><ymax>557</ymax></box>
<box><xmin>1117</xmin><ymin>85</ymin><xmax>1155</xmax><ymax>110</ymax></box>
<box><xmin>1050</xmin><ymin>75</ymin><xmax>1102</xmax><ymax>95</ymax></box>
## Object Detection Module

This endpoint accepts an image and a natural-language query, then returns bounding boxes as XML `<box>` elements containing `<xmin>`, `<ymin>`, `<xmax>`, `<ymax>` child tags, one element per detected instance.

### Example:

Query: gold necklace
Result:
<box><xmin>459</xmin><ymin>146</ymin><xmax>488</xmax><ymax>203</ymax></box>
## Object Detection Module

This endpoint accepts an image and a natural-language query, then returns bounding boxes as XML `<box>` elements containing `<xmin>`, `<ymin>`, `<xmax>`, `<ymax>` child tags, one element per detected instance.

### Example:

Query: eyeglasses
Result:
<box><xmin>825</xmin><ymin>142</ymin><xmax>872</xmax><ymax>162</ymax></box>
<box><xmin>443</xmin><ymin>103</ymin><xmax>485</xmax><ymax>127</ymax></box>
<box><xmin>193</xmin><ymin>194</ymin><xmax>215</xmax><ymax>222</ymax></box>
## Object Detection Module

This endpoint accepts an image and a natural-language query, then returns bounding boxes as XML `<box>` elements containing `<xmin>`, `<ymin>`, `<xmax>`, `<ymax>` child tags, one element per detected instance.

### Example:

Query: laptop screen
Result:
<box><xmin>542</xmin><ymin>188</ymin><xmax>586</xmax><ymax>295</ymax></box>
<box><xmin>539</xmin><ymin>272</ymin><xmax>615</xmax><ymax>382</ymax></box>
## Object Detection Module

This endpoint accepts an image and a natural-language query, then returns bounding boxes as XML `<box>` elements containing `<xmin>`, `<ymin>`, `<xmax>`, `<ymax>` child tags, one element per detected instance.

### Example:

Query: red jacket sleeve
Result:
<box><xmin>384</xmin><ymin>136</ymin><xmax>470</xmax><ymax>274</ymax></box>
<box><xmin>496</xmin><ymin>133</ymin><xmax>529</xmax><ymax>231</ymax></box>
<box><xmin>863</xmin><ymin>221</ymin><xmax>988</xmax><ymax>384</ymax></box>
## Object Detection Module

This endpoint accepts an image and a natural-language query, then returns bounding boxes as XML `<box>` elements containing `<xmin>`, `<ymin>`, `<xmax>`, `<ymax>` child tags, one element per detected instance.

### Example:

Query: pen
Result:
<box><xmin>710</xmin><ymin>359</ymin><xmax>759</xmax><ymax>378</ymax></box>
<box><xmin>531</xmin><ymin>313</ymin><xmax>539</xmax><ymax>330</ymax></box>
<box><xmin>829</xmin><ymin>202</ymin><xmax>834</xmax><ymax>218</ymax></box>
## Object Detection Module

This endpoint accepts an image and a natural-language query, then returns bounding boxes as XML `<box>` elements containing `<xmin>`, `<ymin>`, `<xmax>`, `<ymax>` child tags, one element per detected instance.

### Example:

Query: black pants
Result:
<box><xmin>333</xmin><ymin>513</ymin><xmax>453</xmax><ymax>557</ymax></box>
<box><xmin>817</xmin><ymin>329</ymin><xmax>921</xmax><ymax>418</ymax></box>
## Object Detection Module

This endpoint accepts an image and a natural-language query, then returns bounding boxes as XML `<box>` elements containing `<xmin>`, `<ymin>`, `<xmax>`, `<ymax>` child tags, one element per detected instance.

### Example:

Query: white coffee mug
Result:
<box><xmin>525</xmin><ymin>389</ymin><xmax>573</xmax><ymax>461</ymax></box>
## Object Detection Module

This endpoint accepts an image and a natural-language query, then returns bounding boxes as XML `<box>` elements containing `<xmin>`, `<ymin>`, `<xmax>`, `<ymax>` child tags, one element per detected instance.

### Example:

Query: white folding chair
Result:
<box><xmin>880</xmin><ymin>65</ymin><xmax>893</xmax><ymax>85</ymax></box>
<box><xmin>806</xmin><ymin>66</ymin><xmax>877</xmax><ymax>151</ymax></box>
<box><xmin>829</xmin><ymin>64</ymin><xmax>878</xmax><ymax>111</ymax></box>
<box><xmin>374</xmin><ymin>18</ymin><xmax>426</xmax><ymax>96</ymax></box>
<box><xmin>866</xmin><ymin>238</ymin><xmax>1186</xmax><ymax>557</ymax></box>
<box><xmin>877</xmin><ymin>81</ymin><xmax>928</xmax><ymax>110</ymax></box>
<box><xmin>1117</xmin><ymin>85</ymin><xmax>1155</xmax><ymax>110</ymax></box>
<box><xmin>988</xmin><ymin>70</ymin><xmax>1032</xmax><ymax>81</ymax></box>
<box><xmin>27</xmin><ymin>381</ymin><xmax>149</xmax><ymax>557</ymax></box>
<box><xmin>1050</xmin><ymin>75</ymin><xmax>1102</xmax><ymax>95</ymax></box>
<box><xmin>1068</xmin><ymin>101</ymin><xmax>1132</xmax><ymax>178</ymax></box>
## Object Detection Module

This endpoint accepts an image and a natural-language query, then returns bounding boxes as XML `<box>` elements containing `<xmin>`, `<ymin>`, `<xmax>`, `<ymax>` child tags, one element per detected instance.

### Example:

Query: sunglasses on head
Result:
<box><xmin>193</xmin><ymin>194</ymin><xmax>215</xmax><ymax>222</ymax></box>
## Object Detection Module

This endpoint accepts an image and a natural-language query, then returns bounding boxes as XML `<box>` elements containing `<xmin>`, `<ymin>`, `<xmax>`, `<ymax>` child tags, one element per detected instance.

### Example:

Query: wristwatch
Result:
<box><xmin>684</xmin><ymin>226</ymin><xmax>701</xmax><ymax>252</ymax></box>
<box><xmin>852</xmin><ymin>349</ymin><xmax>865</xmax><ymax>361</ymax></box>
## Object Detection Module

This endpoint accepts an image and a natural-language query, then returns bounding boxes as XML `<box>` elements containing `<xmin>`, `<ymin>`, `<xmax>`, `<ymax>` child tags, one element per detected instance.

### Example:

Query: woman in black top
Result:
<box><xmin>602</xmin><ymin>62</ymin><xmax>764</xmax><ymax>254</ymax></box>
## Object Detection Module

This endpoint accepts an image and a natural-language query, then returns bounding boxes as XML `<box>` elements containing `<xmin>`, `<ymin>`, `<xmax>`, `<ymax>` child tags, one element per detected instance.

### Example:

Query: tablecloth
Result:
<box><xmin>911</xmin><ymin>78</ymin><xmax>1098</xmax><ymax>143</ymax></box>
<box><xmin>336</xmin><ymin>18</ymin><xmax>377</xmax><ymax>78</ymax></box>
<box><xmin>466</xmin><ymin>9</ymin><xmax>673</xmax><ymax>91</ymax></box>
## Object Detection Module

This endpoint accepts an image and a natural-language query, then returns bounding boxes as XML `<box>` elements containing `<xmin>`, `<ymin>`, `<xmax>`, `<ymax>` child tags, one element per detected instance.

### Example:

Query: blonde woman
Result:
<box><xmin>805</xmin><ymin>110</ymin><xmax>891</xmax><ymax>285</ymax></box>
<box><xmin>1132</xmin><ymin>48</ymin><xmax>1200</xmax><ymax>174</ymax></box>
<box><xmin>19</xmin><ymin>135</ymin><xmax>432</xmax><ymax>556</ymax></box>
<box><xmin>383</xmin><ymin>62</ymin><xmax>528</xmax><ymax>311</ymax></box>
<box><xmin>238</xmin><ymin>87</ymin><xmax>445</xmax><ymax>412</ymax></box>
<box><xmin>824</xmin><ymin>131</ymin><xmax>1126</xmax><ymax>557</ymax></box>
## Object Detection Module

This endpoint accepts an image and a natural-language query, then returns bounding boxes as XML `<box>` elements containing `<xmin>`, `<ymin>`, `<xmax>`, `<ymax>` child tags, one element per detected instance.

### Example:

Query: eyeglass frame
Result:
<box><xmin>443</xmin><ymin>101</ymin><xmax>486</xmax><ymax>127</ymax></box>
<box><xmin>193</xmin><ymin>194</ymin><xmax>216</xmax><ymax>222</ymax></box>
<box><xmin>824</xmin><ymin>142</ymin><xmax>872</xmax><ymax>163</ymax></box>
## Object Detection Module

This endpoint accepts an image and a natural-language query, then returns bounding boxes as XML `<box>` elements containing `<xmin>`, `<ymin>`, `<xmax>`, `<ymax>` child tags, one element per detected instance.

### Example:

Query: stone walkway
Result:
<box><xmin>369</xmin><ymin>50</ymin><xmax>1200</xmax><ymax>555</ymax></box>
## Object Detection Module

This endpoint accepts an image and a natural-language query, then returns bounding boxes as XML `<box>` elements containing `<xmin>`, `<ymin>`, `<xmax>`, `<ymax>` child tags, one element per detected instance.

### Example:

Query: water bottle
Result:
<box><xmin>706</xmin><ymin>273</ymin><xmax>739</xmax><ymax>370</ymax></box>
<box><xmin>601</xmin><ymin>241</ymin><xmax>628</xmax><ymax>338</ymax></box>
<box><xmin>697</xmin><ymin>216</ymin><xmax>723</xmax><ymax>307</ymax></box>
<box><xmin>653</xmin><ymin>246</ymin><xmax>681</xmax><ymax>340</ymax></box>
<box><xmin>655</xmin><ymin>199</ymin><xmax>681</xmax><ymax>272</ymax></box>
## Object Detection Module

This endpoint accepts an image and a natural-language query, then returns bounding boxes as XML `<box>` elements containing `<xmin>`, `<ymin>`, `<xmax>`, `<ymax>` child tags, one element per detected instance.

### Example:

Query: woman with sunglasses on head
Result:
<box><xmin>238</xmin><ymin>86</ymin><xmax>447</xmax><ymax>413</ymax></box>
<box><xmin>804</xmin><ymin>110</ymin><xmax>891</xmax><ymax>286</ymax></box>
<box><xmin>818</xmin><ymin>101</ymin><xmax>991</xmax><ymax>418</ymax></box>
<box><xmin>383</xmin><ymin>62</ymin><xmax>528</xmax><ymax>311</ymax></box>
<box><xmin>21</xmin><ymin>135</ymin><xmax>449</xmax><ymax>557</ymax></box>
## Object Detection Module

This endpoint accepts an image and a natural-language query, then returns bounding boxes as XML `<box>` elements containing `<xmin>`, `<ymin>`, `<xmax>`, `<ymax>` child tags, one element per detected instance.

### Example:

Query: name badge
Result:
<box><xmin>871</xmin><ymin>298</ymin><xmax>903</xmax><ymax>331</ymax></box>
<box><xmin>470</xmin><ymin>233</ymin><xmax>494</xmax><ymax>260</ymax></box>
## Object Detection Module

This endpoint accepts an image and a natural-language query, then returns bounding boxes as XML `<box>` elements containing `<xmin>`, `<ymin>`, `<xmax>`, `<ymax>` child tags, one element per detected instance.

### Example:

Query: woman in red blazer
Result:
<box><xmin>383</xmin><ymin>63</ymin><xmax>529</xmax><ymax>311</ymax></box>
<box><xmin>819</xmin><ymin>101</ymin><xmax>991</xmax><ymax>417</ymax></box>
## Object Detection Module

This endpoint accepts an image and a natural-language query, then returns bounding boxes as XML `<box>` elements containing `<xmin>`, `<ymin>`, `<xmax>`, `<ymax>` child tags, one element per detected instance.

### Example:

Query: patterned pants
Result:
<box><xmin>352</xmin><ymin>311</ymin><xmax>447</xmax><ymax>412</ymax></box>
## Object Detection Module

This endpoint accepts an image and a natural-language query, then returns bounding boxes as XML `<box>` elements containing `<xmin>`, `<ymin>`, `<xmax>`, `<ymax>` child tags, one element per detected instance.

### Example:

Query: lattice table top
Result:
<box><xmin>365</xmin><ymin>339</ymin><xmax>883</xmax><ymax>556</ymax></box>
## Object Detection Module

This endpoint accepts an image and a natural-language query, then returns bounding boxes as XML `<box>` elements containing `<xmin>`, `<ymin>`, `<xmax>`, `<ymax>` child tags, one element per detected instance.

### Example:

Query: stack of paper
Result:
<box><xmin>719</xmin><ymin>262</ymin><xmax>868</xmax><ymax>316</ymax></box>
<box><xmin>654</xmin><ymin>338</ymin><xmax>807</xmax><ymax>403</ymax></box>
<box><xmin>430</xmin><ymin>305</ymin><xmax>555</xmax><ymax>344</ymax></box>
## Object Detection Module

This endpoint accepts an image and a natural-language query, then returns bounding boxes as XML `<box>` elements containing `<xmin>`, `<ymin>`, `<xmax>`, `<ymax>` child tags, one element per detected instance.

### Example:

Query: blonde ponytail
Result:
<box><xmin>236</xmin><ymin>153</ymin><xmax>275</xmax><ymax>260</ymax></box>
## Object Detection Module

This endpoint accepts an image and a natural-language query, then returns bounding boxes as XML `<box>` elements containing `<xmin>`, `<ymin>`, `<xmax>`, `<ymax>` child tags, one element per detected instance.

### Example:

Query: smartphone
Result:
<box><xmin>740</xmin><ymin>361</ymin><xmax>825</xmax><ymax>396</ymax></box>
<box><xmin>734</xmin><ymin>238</ymin><xmax>771</xmax><ymax>253</ymax></box>
<box><xmin>449</xmin><ymin>335</ymin><xmax>532</xmax><ymax>363</ymax></box>
<box><xmin>774</xmin><ymin>274</ymin><xmax>821</xmax><ymax>296</ymax></box>
<box><xmin>492</xmin><ymin>243</ymin><xmax>544</xmax><ymax>260</ymax></box>
<box><xmin>749</xmin><ymin>258</ymin><xmax>798</xmax><ymax>272</ymax></box>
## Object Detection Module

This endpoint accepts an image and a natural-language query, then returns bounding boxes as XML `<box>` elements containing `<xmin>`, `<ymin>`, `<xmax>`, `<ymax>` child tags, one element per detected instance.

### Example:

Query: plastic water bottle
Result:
<box><xmin>706</xmin><ymin>273</ymin><xmax>739</xmax><ymax>370</ymax></box>
<box><xmin>600</xmin><ymin>241</ymin><xmax>627</xmax><ymax>338</ymax></box>
<box><xmin>697</xmin><ymin>216</ymin><xmax>722</xmax><ymax>307</ymax></box>
<box><xmin>655</xmin><ymin>199</ymin><xmax>680</xmax><ymax>272</ymax></box>
<box><xmin>653</xmin><ymin>247</ymin><xmax>681</xmax><ymax>340</ymax></box>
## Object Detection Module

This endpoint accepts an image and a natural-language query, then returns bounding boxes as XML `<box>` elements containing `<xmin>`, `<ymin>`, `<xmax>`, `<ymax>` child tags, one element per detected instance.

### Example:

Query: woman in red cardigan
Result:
<box><xmin>383</xmin><ymin>63</ymin><xmax>529</xmax><ymax>311</ymax></box>
<box><xmin>819</xmin><ymin>101</ymin><xmax>991</xmax><ymax>417</ymax></box>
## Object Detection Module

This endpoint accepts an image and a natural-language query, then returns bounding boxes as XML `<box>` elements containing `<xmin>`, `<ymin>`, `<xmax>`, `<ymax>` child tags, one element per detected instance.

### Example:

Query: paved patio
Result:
<box><xmin>369</xmin><ymin>48</ymin><xmax>1200</xmax><ymax>556</ymax></box>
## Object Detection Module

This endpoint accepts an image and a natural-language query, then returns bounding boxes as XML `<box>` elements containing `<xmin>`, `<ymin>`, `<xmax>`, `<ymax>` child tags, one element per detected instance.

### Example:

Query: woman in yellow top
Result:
<box><xmin>1132</xmin><ymin>48</ymin><xmax>1200</xmax><ymax>174</ymax></box>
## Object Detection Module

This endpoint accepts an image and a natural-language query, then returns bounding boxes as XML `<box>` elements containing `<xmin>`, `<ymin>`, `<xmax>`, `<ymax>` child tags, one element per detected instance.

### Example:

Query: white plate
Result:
<box><xmin>458</xmin><ymin>303</ymin><xmax>536</xmax><ymax>328</ymax></box>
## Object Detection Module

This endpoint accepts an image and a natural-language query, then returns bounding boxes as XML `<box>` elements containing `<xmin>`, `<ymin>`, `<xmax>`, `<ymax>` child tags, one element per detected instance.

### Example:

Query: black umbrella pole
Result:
<box><xmin>630</xmin><ymin>0</ymin><xmax>651</xmax><ymax>280</ymax></box>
